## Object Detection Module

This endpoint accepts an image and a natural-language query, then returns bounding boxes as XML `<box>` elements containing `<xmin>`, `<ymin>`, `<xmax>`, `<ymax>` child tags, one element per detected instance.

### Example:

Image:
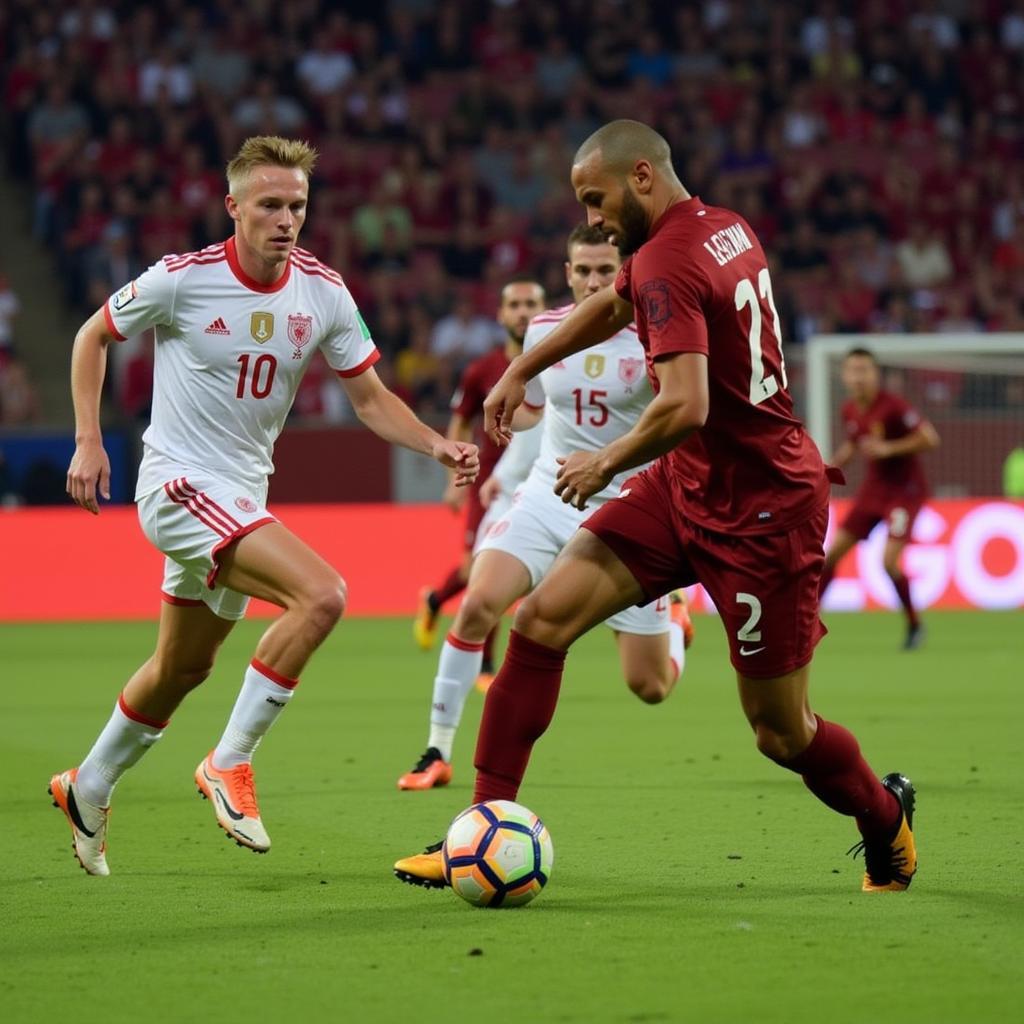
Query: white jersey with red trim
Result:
<box><xmin>522</xmin><ymin>304</ymin><xmax>653</xmax><ymax>502</ymax></box>
<box><xmin>104</xmin><ymin>237</ymin><xmax>379</xmax><ymax>499</ymax></box>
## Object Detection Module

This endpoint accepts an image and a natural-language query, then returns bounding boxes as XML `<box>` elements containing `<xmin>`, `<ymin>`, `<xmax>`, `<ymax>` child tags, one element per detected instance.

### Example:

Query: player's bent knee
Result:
<box><xmin>512</xmin><ymin>594</ymin><xmax>575</xmax><ymax>650</ymax></box>
<box><xmin>455</xmin><ymin>590</ymin><xmax>501</xmax><ymax>639</ymax></box>
<box><xmin>627</xmin><ymin>675</ymin><xmax>668</xmax><ymax>705</ymax></box>
<box><xmin>303</xmin><ymin>576</ymin><xmax>347</xmax><ymax>635</ymax></box>
<box><xmin>752</xmin><ymin>723</ymin><xmax>806</xmax><ymax>765</ymax></box>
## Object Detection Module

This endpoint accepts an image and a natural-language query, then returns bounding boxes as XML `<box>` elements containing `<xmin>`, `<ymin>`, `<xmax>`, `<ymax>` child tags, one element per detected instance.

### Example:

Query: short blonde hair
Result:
<box><xmin>226</xmin><ymin>136</ymin><xmax>318</xmax><ymax>196</ymax></box>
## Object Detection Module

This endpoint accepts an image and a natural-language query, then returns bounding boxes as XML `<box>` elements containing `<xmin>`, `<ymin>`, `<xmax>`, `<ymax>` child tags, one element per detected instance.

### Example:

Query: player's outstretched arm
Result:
<box><xmin>341</xmin><ymin>367</ymin><xmax>479</xmax><ymax>486</ymax></box>
<box><xmin>484</xmin><ymin>285</ymin><xmax>632</xmax><ymax>445</ymax></box>
<box><xmin>860</xmin><ymin>421</ymin><xmax>940</xmax><ymax>460</ymax></box>
<box><xmin>555</xmin><ymin>353</ymin><xmax>708</xmax><ymax>510</ymax></box>
<box><xmin>67</xmin><ymin>308</ymin><xmax>116</xmax><ymax>514</ymax></box>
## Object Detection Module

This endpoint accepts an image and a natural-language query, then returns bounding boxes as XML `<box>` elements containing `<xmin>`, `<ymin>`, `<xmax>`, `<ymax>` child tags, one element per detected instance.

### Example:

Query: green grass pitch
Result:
<box><xmin>2</xmin><ymin>610</ymin><xmax>1021</xmax><ymax>1023</ymax></box>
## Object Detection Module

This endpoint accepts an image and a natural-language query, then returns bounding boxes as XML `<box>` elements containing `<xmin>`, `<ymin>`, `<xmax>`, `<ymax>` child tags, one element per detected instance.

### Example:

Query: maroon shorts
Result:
<box><xmin>841</xmin><ymin>494</ymin><xmax>924</xmax><ymax>543</ymax></box>
<box><xmin>464</xmin><ymin>487</ymin><xmax>487</xmax><ymax>550</ymax></box>
<box><xmin>582</xmin><ymin>464</ymin><xmax>828</xmax><ymax>679</ymax></box>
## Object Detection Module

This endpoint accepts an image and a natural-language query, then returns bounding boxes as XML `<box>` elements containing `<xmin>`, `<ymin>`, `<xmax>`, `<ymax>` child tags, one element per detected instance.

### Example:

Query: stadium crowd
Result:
<box><xmin>2</xmin><ymin>0</ymin><xmax>1024</xmax><ymax>422</ymax></box>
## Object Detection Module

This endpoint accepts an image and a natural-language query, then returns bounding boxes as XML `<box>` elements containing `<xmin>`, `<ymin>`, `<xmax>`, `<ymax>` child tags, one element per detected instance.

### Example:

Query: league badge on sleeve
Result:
<box><xmin>639</xmin><ymin>279</ymin><xmax>671</xmax><ymax>327</ymax></box>
<box><xmin>112</xmin><ymin>281</ymin><xmax>137</xmax><ymax>310</ymax></box>
<box><xmin>287</xmin><ymin>313</ymin><xmax>313</xmax><ymax>359</ymax></box>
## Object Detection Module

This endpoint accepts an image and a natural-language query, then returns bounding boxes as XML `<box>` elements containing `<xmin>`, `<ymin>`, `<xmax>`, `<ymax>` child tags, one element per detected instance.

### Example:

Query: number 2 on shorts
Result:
<box><xmin>736</xmin><ymin>592</ymin><xmax>763</xmax><ymax>644</ymax></box>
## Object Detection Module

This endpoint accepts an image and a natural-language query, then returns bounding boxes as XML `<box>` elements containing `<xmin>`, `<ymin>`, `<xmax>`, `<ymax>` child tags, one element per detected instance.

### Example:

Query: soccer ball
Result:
<box><xmin>443</xmin><ymin>800</ymin><xmax>554</xmax><ymax>908</ymax></box>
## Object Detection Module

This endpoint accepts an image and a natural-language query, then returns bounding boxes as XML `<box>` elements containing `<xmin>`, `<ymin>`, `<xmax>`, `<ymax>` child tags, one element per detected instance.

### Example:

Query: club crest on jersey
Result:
<box><xmin>618</xmin><ymin>357</ymin><xmax>644</xmax><ymax>389</ymax></box>
<box><xmin>639</xmin><ymin>279</ymin><xmax>671</xmax><ymax>327</ymax></box>
<box><xmin>250</xmin><ymin>312</ymin><xmax>274</xmax><ymax>344</ymax></box>
<box><xmin>584</xmin><ymin>354</ymin><xmax>606</xmax><ymax>379</ymax></box>
<box><xmin>235</xmin><ymin>496</ymin><xmax>258</xmax><ymax>513</ymax></box>
<box><xmin>287</xmin><ymin>314</ymin><xmax>313</xmax><ymax>359</ymax></box>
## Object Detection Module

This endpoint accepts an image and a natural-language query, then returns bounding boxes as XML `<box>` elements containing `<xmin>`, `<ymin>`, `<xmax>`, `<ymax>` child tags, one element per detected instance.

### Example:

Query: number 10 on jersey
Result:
<box><xmin>236</xmin><ymin>353</ymin><xmax>277</xmax><ymax>399</ymax></box>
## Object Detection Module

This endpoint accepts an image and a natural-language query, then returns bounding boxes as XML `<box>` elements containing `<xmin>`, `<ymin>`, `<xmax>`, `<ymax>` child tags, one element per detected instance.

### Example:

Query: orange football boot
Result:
<box><xmin>852</xmin><ymin>773</ymin><xmax>917</xmax><ymax>892</ymax></box>
<box><xmin>397</xmin><ymin>747</ymin><xmax>453</xmax><ymax>791</ymax></box>
<box><xmin>670</xmin><ymin>590</ymin><xmax>695</xmax><ymax>648</ymax></box>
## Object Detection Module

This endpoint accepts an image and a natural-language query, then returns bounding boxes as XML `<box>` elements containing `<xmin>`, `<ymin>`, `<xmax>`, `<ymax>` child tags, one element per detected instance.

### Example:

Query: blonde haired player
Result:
<box><xmin>395</xmin><ymin>225</ymin><xmax>692</xmax><ymax>793</ymax></box>
<box><xmin>53</xmin><ymin>136</ymin><xmax>478</xmax><ymax>875</ymax></box>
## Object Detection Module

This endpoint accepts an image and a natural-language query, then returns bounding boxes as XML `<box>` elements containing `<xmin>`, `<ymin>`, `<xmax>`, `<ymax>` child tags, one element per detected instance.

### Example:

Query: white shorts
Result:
<box><xmin>472</xmin><ymin>490</ymin><xmax>515</xmax><ymax>557</ymax></box>
<box><xmin>137</xmin><ymin>473</ymin><xmax>276</xmax><ymax>621</ymax></box>
<box><xmin>475</xmin><ymin>477</ymin><xmax>670</xmax><ymax>636</ymax></box>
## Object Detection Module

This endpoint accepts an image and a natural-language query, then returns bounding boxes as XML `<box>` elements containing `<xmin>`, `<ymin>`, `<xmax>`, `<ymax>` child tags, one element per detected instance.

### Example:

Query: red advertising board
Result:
<box><xmin>1</xmin><ymin>499</ymin><xmax>1021</xmax><ymax>622</ymax></box>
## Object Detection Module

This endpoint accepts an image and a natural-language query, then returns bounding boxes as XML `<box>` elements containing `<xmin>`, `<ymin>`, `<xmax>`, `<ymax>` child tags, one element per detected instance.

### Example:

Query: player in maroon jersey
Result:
<box><xmin>395</xmin><ymin>120</ymin><xmax>917</xmax><ymax>894</ymax></box>
<box><xmin>413</xmin><ymin>280</ymin><xmax>545</xmax><ymax>681</ymax></box>
<box><xmin>819</xmin><ymin>348</ymin><xmax>940</xmax><ymax>649</ymax></box>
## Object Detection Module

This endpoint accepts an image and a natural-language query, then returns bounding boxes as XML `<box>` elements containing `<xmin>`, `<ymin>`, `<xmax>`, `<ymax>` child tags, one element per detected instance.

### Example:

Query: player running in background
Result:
<box><xmin>412</xmin><ymin>280</ymin><xmax>545</xmax><ymax>682</ymax></box>
<box><xmin>396</xmin><ymin>225</ymin><xmax>693</xmax><ymax>791</ymax></box>
<box><xmin>54</xmin><ymin>136</ymin><xmax>478</xmax><ymax>876</ymax></box>
<box><xmin>395</xmin><ymin>120</ymin><xmax>916</xmax><ymax>894</ymax></box>
<box><xmin>819</xmin><ymin>348</ymin><xmax>940</xmax><ymax>649</ymax></box>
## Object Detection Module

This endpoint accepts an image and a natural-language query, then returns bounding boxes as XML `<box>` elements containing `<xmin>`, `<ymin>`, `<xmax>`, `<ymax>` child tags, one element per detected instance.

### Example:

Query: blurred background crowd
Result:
<box><xmin>1</xmin><ymin>0</ymin><xmax>1024</xmax><ymax>429</ymax></box>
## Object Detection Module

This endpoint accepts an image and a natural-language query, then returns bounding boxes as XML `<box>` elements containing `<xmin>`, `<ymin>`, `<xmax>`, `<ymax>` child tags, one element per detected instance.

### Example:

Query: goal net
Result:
<box><xmin>805</xmin><ymin>334</ymin><xmax>1024</xmax><ymax>498</ymax></box>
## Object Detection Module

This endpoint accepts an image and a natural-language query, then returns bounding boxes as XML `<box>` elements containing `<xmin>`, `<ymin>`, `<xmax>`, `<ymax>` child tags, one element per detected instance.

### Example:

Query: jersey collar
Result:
<box><xmin>225</xmin><ymin>236</ymin><xmax>292</xmax><ymax>294</ymax></box>
<box><xmin>649</xmin><ymin>195</ymin><xmax>706</xmax><ymax>237</ymax></box>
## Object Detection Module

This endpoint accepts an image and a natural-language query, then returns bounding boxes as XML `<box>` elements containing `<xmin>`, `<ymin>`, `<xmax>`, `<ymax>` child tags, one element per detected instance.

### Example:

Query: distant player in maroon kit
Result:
<box><xmin>820</xmin><ymin>348</ymin><xmax>940</xmax><ymax>649</ymax></box>
<box><xmin>395</xmin><ymin>121</ymin><xmax>917</xmax><ymax>894</ymax></box>
<box><xmin>413</xmin><ymin>280</ymin><xmax>545</xmax><ymax>681</ymax></box>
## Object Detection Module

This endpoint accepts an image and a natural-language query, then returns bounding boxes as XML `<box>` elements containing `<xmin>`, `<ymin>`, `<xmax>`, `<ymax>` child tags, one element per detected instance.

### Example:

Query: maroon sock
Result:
<box><xmin>818</xmin><ymin>562</ymin><xmax>836</xmax><ymax>602</ymax></box>
<box><xmin>783</xmin><ymin>716</ymin><xmax>900</xmax><ymax>840</ymax></box>
<box><xmin>482</xmin><ymin>624</ymin><xmax>498</xmax><ymax>668</ymax></box>
<box><xmin>473</xmin><ymin>630</ymin><xmax>566</xmax><ymax>804</ymax></box>
<box><xmin>888</xmin><ymin>571</ymin><xmax>919</xmax><ymax>628</ymax></box>
<box><xmin>430</xmin><ymin>567</ymin><xmax>466</xmax><ymax>611</ymax></box>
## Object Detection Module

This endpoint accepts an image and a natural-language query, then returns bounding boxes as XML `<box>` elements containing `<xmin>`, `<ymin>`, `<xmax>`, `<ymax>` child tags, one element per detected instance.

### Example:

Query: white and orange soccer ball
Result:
<box><xmin>443</xmin><ymin>800</ymin><xmax>554</xmax><ymax>908</ymax></box>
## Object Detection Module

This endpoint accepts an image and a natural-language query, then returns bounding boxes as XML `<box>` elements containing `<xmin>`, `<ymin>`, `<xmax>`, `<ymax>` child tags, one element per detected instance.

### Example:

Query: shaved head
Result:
<box><xmin>574</xmin><ymin>119</ymin><xmax>674</xmax><ymax>176</ymax></box>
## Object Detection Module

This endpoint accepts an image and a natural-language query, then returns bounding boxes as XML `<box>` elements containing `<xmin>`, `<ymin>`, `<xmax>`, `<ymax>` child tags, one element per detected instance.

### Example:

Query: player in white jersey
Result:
<box><xmin>396</xmin><ymin>225</ymin><xmax>692</xmax><ymax>791</ymax></box>
<box><xmin>52</xmin><ymin>136</ymin><xmax>479</xmax><ymax>876</ymax></box>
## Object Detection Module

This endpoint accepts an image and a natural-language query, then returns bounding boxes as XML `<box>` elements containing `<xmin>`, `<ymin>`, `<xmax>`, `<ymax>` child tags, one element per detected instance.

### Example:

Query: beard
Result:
<box><xmin>613</xmin><ymin>188</ymin><xmax>650</xmax><ymax>257</ymax></box>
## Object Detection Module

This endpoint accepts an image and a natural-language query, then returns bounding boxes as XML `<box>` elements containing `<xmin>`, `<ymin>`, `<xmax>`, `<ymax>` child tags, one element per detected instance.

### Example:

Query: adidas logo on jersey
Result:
<box><xmin>204</xmin><ymin>317</ymin><xmax>230</xmax><ymax>335</ymax></box>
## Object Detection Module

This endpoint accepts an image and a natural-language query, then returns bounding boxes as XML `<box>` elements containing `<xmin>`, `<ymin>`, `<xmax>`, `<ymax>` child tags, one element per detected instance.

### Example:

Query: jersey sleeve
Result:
<box><xmin>104</xmin><ymin>260</ymin><xmax>177</xmax><ymax>341</ymax></box>
<box><xmin>633</xmin><ymin>249</ymin><xmax>710</xmax><ymax>360</ymax></box>
<box><xmin>451</xmin><ymin>362</ymin><xmax>483</xmax><ymax>418</ymax></box>
<box><xmin>492</xmin><ymin>420</ymin><xmax>543</xmax><ymax>492</ymax></box>
<box><xmin>321</xmin><ymin>284</ymin><xmax>381</xmax><ymax>378</ymax></box>
<box><xmin>889</xmin><ymin>395</ymin><xmax>923</xmax><ymax>434</ymax></box>
<box><xmin>522</xmin><ymin>321</ymin><xmax>547</xmax><ymax>409</ymax></box>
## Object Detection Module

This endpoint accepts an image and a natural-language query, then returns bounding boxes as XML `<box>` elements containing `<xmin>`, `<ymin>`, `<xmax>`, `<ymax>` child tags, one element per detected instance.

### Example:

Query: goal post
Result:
<box><xmin>806</xmin><ymin>333</ymin><xmax>1024</xmax><ymax>497</ymax></box>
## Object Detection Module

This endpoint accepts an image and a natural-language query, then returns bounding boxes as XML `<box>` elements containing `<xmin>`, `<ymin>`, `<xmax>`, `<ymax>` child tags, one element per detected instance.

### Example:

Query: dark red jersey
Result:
<box><xmin>615</xmin><ymin>197</ymin><xmax>828</xmax><ymax>535</ymax></box>
<box><xmin>841</xmin><ymin>390</ymin><xmax>929</xmax><ymax>500</ymax></box>
<box><xmin>450</xmin><ymin>345</ymin><xmax>509</xmax><ymax>484</ymax></box>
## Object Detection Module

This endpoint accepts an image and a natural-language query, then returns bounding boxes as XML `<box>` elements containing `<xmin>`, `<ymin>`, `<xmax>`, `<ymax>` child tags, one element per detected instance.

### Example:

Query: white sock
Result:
<box><xmin>213</xmin><ymin>660</ymin><xmax>297</xmax><ymax>769</ymax></box>
<box><xmin>427</xmin><ymin>635</ymin><xmax>484</xmax><ymax>761</ymax></box>
<box><xmin>668</xmin><ymin>620</ymin><xmax>685</xmax><ymax>681</ymax></box>
<box><xmin>76</xmin><ymin>695</ymin><xmax>166</xmax><ymax>806</ymax></box>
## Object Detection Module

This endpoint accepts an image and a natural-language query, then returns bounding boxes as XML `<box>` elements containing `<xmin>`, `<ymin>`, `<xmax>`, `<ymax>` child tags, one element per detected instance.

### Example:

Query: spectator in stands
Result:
<box><xmin>430</xmin><ymin>290</ymin><xmax>501</xmax><ymax>366</ymax></box>
<box><xmin>895</xmin><ymin>221</ymin><xmax>954</xmax><ymax>290</ymax></box>
<box><xmin>0</xmin><ymin>273</ymin><xmax>20</xmax><ymax>365</ymax></box>
<box><xmin>4</xmin><ymin>0</ymin><xmax>1023</xmax><ymax>423</ymax></box>
<box><xmin>0</xmin><ymin>356</ymin><xmax>40</xmax><ymax>425</ymax></box>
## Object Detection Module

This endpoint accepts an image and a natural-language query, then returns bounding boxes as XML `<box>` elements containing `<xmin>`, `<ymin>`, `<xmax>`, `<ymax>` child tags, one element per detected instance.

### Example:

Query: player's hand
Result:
<box><xmin>66</xmin><ymin>438</ymin><xmax>111</xmax><ymax>515</ymax></box>
<box><xmin>484</xmin><ymin>365</ymin><xmax>527</xmax><ymax>447</ymax></box>
<box><xmin>434</xmin><ymin>439</ymin><xmax>479</xmax><ymax>489</ymax></box>
<box><xmin>554</xmin><ymin>452</ymin><xmax>613</xmax><ymax>511</ymax></box>
<box><xmin>478</xmin><ymin>474</ymin><xmax>503</xmax><ymax>509</ymax></box>
<box><xmin>859</xmin><ymin>436</ymin><xmax>892</xmax><ymax>460</ymax></box>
